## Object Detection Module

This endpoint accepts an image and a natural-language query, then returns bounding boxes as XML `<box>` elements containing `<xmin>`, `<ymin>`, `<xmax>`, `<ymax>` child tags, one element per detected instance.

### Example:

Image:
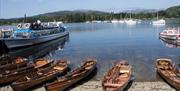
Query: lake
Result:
<box><xmin>1</xmin><ymin>20</ymin><xmax>180</xmax><ymax>81</ymax></box>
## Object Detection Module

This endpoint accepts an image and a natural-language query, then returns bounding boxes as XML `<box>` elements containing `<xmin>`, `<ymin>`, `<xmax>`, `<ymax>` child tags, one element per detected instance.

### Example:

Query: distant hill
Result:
<box><xmin>36</xmin><ymin>9</ymin><xmax>158</xmax><ymax>17</ymax></box>
<box><xmin>36</xmin><ymin>10</ymin><xmax>109</xmax><ymax>17</ymax></box>
<box><xmin>122</xmin><ymin>9</ymin><xmax>158</xmax><ymax>13</ymax></box>
<box><xmin>165</xmin><ymin>6</ymin><xmax>180</xmax><ymax>18</ymax></box>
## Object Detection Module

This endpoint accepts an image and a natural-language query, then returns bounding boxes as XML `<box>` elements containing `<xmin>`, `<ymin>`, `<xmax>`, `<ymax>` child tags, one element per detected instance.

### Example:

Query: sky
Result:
<box><xmin>0</xmin><ymin>0</ymin><xmax>180</xmax><ymax>19</ymax></box>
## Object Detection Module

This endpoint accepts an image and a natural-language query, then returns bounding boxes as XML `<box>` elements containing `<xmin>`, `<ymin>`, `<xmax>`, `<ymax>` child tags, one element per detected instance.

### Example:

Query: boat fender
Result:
<box><xmin>17</xmin><ymin>24</ymin><xmax>22</xmax><ymax>29</ymax></box>
<box><xmin>24</xmin><ymin>23</ymin><xmax>30</xmax><ymax>29</ymax></box>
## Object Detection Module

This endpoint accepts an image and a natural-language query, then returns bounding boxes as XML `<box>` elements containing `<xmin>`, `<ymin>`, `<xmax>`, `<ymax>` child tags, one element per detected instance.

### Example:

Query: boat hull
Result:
<box><xmin>157</xmin><ymin>70</ymin><xmax>180</xmax><ymax>90</ymax></box>
<box><xmin>156</xmin><ymin>59</ymin><xmax>180</xmax><ymax>90</ymax></box>
<box><xmin>0</xmin><ymin>60</ymin><xmax>53</xmax><ymax>85</ymax></box>
<box><xmin>0</xmin><ymin>61</ymin><xmax>27</xmax><ymax>71</ymax></box>
<box><xmin>159</xmin><ymin>33</ymin><xmax>179</xmax><ymax>40</ymax></box>
<box><xmin>0</xmin><ymin>31</ymin><xmax>69</xmax><ymax>49</ymax></box>
<box><xmin>102</xmin><ymin>61</ymin><xmax>132</xmax><ymax>91</ymax></box>
<box><xmin>11</xmin><ymin>61</ymin><xmax>68</xmax><ymax>91</ymax></box>
<box><xmin>0</xmin><ymin>66</ymin><xmax>35</xmax><ymax>85</ymax></box>
<box><xmin>46</xmin><ymin>60</ymin><xmax>97</xmax><ymax>91</ymax></box>
<box><xmin>47</xmin><ymin>66</ymin><xmax>96</xmax><ymax>91</ymax></box>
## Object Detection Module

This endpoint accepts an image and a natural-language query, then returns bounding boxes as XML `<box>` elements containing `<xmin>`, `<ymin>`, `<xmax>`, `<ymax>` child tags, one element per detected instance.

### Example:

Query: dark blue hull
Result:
<box><xmin>0</xmin><ymin>31</ymin><xmax>69</xmax><ymax>49</ymax></box>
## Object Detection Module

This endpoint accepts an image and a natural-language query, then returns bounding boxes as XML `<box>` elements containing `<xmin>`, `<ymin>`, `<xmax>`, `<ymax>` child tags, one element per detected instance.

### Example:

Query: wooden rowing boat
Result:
<box><xmin>0</xmin><ymin>58</ymin><xmax>53</xmax><ymax>85</ymax></box>
<box><xmin>0</xmin><ymin>55</ymin><xmax>14</xmax><ymax>66</ymax></box>
<box><xmin>156</xmin><ymin>58</ymin><xmax>180</xmax><ymax>90</ymax></box>
<box><xmin>0</xmin><ymin>57</ymin><xmax>28</xmax><ymax>72</ymax></box>
<box><xmin>45</xmin><ymin>59</ymin><xmax>97</xmax><ymax>91</ymax></box>
<box><xmin>11</xmin><ymin>60</ymin><xmax>69</xmax><ymax>91</ymax></box>
<box><xmin>102</xmin><ymin>61</ymin><xmax>132</xmax><ymax>91</ymax></box>
<box><xmin>0</xmin><ymin>55</ymin><xmax>13</xmax><ymax>63</ymax></box>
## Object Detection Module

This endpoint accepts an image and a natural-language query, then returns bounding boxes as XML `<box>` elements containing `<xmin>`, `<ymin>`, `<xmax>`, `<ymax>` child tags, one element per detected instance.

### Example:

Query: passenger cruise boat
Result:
<box><xmin>159</xmin><ymin>28</ymin><xmax>180</xmax><ymax>40</ymax></box>
<box><xmin>0</xmin><ymin>20</ymin><xmax>69</xmax><ymax>49</ymax></box>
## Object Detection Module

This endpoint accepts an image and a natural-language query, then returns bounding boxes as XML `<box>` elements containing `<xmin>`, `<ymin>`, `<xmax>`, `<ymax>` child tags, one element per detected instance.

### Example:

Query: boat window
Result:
<box><xmin>168</xmin><ymin>31</ymin><xmax>173</xmax><ymax>34</ymax></box>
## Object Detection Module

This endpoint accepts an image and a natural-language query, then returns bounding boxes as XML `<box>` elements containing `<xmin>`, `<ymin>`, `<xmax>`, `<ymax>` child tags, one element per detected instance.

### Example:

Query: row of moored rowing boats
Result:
<box><xmin>0</xmin><ymin>55</ymin><xmax>179</xmax><ymax>91</ymax></box>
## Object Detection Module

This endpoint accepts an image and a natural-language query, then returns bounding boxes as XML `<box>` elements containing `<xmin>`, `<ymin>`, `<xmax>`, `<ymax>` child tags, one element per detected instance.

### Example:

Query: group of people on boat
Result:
<box><xmin>17</xmin><ymin>20</ymin><xmax>63</xmax><ymax>30</ymax></box>
<box><xmin>29</xmin><ymin>20</ymin><xmax>43</xmax><ymax>30</ymax></box>
<box><xmin>0</xmin><ymin>20</ymin><xmax>66</xmax><ymax>39</ymax></box>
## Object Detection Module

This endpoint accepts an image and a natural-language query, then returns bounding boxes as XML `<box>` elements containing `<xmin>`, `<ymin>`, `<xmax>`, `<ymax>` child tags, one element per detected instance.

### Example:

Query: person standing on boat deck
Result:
<box><xmin>36</xmin><ymin>20</ymin><xmax>42</xmax><ymax>30</ymax></box>
<box><xmin>30</xmin><ymin>23</ymin><xmax>34</xmax><ymax>30</ymax></box>
<box><xmin>30</xmin><ymin>20</ymin><xmax>42</xmax><ymax>30</ymax></box>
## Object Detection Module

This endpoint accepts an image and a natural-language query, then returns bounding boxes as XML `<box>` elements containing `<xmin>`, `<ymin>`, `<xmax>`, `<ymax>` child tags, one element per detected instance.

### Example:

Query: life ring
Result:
<box><xmin>24</xmin><ymin>23</ymin><xmax>30</xmax><ymax>29</ymax></box>
<box><xmin>17</xmin><ymin>24</ymin><xmax>22</xmax><ymax>29</ymax></box>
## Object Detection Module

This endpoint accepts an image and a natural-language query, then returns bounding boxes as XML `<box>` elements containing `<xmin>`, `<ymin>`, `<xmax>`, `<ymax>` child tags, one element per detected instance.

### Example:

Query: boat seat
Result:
<box><xmin>25</xmin><ymin>76</ymin><xmax>31</xmax><ymax>80</ymax></box>
<box><xmin>119</xmin><ymin>73</ymin><xmax>129</xmax><ymax>78</ymax></box>
<box><xmin>15</xmin><ymin>58</ymin><xmax>24</xmax><ymax>63</ymax></box>
<box><xmin>53</xmin><ymin>66</ymin><xmax>64</xmax><ymax>70</ymax></box>
<box><xmin>103</xmin><ymin>83</ymin><xmax>122</xmax><ymax>87</ymax></box>
<box><xmin>159</xmin><ymin>65</ymin><xmax>165</xmax><ymax>69</ymax></box>
<box><xmin>35</xmin><ymin>60</ymin><xmax>48</xmax><ymax>67</ymax></box>
<box><xmin>37</xmin><ymin>72</ymin><xmax>43</xmax><ymax>75</ymax></box>
<box><xmin>159</xmin><ymin>66</ymin><xmax>172</xmax><ymax>70</ymax></box>
<box><xmin>85</xmin><ymin>66</ymin><xmax>92</xmax><ymax>70</ymax></box>
<box><xmin>72</xmin><ymin>73</ymin><xmax>80</xmax><ymax>77</ymax></box>
<box><xmin>120</xmin><ymin>66</ymin><xmax>131</xmax><ymax>73</ymax></box>
<box><xmin>165</xmin><ymin>66</ymin><xmax>172</xmax><ymax>70</ymax></box>
<box><xmin>5</xmin><ymin>70</ymin><xmax>10</xmax><ymax>74</ymax></box>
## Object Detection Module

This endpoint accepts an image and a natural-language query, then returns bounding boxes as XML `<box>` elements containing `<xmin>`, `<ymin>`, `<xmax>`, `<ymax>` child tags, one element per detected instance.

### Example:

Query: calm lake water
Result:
<box><xmin>1</xmin><ymin>20</ymin><xmax>180</xmax><ymax>81</ymax></box>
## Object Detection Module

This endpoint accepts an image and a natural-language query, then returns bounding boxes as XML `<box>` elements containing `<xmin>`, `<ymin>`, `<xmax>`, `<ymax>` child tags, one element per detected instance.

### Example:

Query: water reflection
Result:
<box><xmin>159</xmin><ymin>37</ymin><xmax>180</xmax><ymax>48</ymax></box>
<box><xmin>9</xmin><ymin>35</ymin><xmax>69</xmax><ymax>60</ymax></box>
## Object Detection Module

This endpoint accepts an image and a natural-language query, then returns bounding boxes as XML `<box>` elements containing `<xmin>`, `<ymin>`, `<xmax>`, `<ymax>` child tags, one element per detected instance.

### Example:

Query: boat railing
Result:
<box><xmin>13</xmin><ymin>27</ymin><xmax>63</xmax><ymax>38</ymax></box>
<box><xmin>31</xmin><ymin>28</ymin><xmax>61</xmax><ymax>37</ymax></box>
<box><xmin>165</xmin><ymin>27</ymin><xmax>180</xmax><ymax>35</ymax></box>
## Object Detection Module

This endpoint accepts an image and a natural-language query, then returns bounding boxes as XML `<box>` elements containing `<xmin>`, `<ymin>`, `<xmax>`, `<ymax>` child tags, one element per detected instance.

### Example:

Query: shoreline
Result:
<box><xmin>0</xmin><ymin>81</ymin><xmax>176</xmax><ymax>91</ymax></box>
<box><xmin>70</xmin><ymin>81</ymin><xmax>177</xmax><ymax>91</ymax></box>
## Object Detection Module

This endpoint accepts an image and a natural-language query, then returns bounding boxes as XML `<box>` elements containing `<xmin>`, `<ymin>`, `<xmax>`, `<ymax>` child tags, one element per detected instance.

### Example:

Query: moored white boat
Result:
<box><xmin>103</xmin><ymin>20</ymin><xmax>111</xmax><ymax>23</ymax></box>
<box><xmin>159</xmin><ymin>28</ymin><xmax>180</xmax><ymax>40</ymax></box>
<box><xmin>118</xmin><ymin>20</ymin><xmax>125</xmax><ymax>23</ymax></box>
<box><xmin>125</xmin><ymin>19</ymin><xmax>137</xmax><ymax>25</ymax></box>
<box><xmin>152</xmin><ymin>12</ymin><xmax>165</xmax><ymax>25</ymax></box>
<box><xmin>91</xmin><ymin>20</ymin><xmax>102</xmax><ymax>23</ymax></box>
<box><xmin>124</xmin><ymin>11</ymin><xmax>137</xmax><ymax>25</ymax></box>
<box><xmin>111</xmin><ymin>19</ymin><xmax>119</xmax><ymax>23</ymax></box>
<box><xmin>152</xmin><ymin>19</ymin><xmax>165</xmax><ymax>25</ymax></box>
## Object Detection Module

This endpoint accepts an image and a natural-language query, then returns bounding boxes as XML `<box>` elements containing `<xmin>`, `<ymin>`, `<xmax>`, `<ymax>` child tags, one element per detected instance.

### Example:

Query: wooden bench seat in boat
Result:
<box><xmin>103</xmin><ymin>83</ymin><xmax>123</xmax><ymax>87</ymax></box>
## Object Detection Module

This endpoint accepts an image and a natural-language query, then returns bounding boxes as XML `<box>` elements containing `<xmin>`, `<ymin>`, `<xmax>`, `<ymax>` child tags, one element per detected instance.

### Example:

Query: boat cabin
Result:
<box><xmin>12</xmin><ymin>21</ymin><xmax>65</xmax><ymax>38</ymax></box>
<box><xmin>161</xmin><ymin>28</ymin><xmax>180</xmax><ymax>35</ymax></box>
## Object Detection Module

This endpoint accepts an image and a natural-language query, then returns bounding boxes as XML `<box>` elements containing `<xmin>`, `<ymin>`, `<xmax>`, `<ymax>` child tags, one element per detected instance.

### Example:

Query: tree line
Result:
<box><xmin>0</xmin><ymin>6</ymin><xmax>179</xmax><ymax>25</ymax></box>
